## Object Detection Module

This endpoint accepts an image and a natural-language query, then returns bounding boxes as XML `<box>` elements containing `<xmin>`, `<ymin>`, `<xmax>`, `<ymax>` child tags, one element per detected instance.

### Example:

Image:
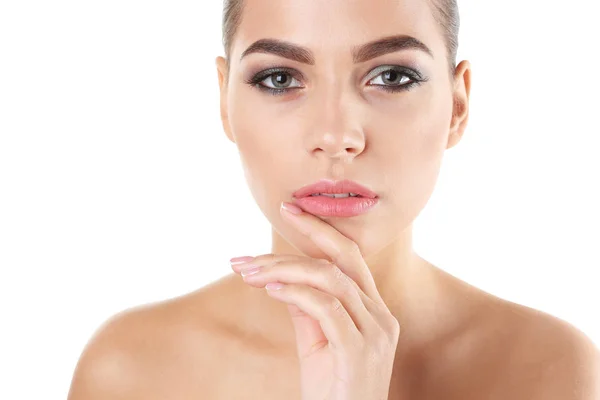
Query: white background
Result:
<box><xmin>1</xmin><ymin>0</ymin><xmax>599</xmax><ymax>398</ymax></box>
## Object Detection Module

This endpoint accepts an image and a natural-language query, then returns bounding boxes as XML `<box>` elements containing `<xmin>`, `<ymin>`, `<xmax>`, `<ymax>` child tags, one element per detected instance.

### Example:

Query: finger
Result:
<box><xmin>241</xmin><ymin>258</ymin><xmax>378</xmax><ymax>334</ymax></box>
<box><xmin>232</xmin><ymin>254</ymin><xmax>383</xmax><ymax>322</ymax></box>
<box><xmin>280</xmin><ymin>202</ymin><xmax>383</xmax><ymax>304</ymax></box>
<box><xmin>230</xmin><ymin>253</ymin><xmax>298</xmax><ymax>273</ymax></box>
<box><xmin>264</xmin><ymin>282</ymin><xmax>362</xmax><ymax>352</ymax></box>
<box><xmin>232</xmin><ymin>253</ymin><xmax>381</xmax><ymax>315</ymax></box>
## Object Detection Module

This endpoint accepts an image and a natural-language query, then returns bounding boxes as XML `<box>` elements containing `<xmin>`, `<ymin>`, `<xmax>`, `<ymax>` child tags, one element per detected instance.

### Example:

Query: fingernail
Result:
<box><xmin>266</xmin><ymin>282</ymin><xmax>285</xmax><ymax>291</ymax></box>
<box><xmin>230</xmin><ymin>256</ymin><xmax>254</xmax><ymax>265</ymax></box>
<box><xmin>281</xmin><ymin>202</ymin><xmax>302</xmax><ymax>215</ymax></box>
<box><xmin>241</xmin><ymin>265</ymin><xmax>261</xmax><ymax>277</ymax></box>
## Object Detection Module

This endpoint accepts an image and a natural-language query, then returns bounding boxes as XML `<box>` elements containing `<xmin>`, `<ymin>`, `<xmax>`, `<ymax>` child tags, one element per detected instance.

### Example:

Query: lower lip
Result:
<box><xmin>293</xmin><ymin>195</ymin><xmax>379</xmax><ymax>217</ymax></box>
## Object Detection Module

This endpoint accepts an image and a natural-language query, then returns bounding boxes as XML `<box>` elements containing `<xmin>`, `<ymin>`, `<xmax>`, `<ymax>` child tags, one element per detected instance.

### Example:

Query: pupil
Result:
<box><xmin>383</xmin><ymin>70</ymin><xmax>399</xmax><ymax>84</ymax></box>
<box><xmin>273</xmin><ymin>73</ymin><xmax>289</xmax><ymax>87</ymax></box>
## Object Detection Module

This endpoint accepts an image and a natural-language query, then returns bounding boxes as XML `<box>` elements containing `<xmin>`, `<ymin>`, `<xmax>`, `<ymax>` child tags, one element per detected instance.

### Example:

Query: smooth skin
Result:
<box><xmin>234</xmin><ymin>201</ymin><xmax>402</xmax><ymax>400</ymax></box>
<box><xmin>67</xmin><ymin>0</ymin><xmax>600</xmax><ymax>399</ymax></box>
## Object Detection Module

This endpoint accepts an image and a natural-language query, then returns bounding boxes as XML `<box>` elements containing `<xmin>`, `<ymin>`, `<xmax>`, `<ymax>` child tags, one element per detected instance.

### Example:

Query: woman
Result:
<box><xmin>67</xmin><ymin>0</ymin><xmax>600</xmax><ymax>399</ymax></box>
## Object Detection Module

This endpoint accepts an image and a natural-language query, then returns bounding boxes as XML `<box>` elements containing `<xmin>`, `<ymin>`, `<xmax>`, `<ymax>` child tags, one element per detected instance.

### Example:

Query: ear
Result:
<box><xmin>446</xmin><ymin>60</ymin><xmax>471</xmax><ymax>150</ymax></box>
<box><xmin>215</xmin><ymin>56</ymin><xmax>235</xmax><ymax>144</ymax></box>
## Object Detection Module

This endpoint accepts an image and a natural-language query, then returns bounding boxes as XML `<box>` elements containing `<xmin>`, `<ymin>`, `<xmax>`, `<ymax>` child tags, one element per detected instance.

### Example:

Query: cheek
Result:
<box><xmin>371</xmin><ymin>91</ymin><xmax>452</xmax><ymax>217</ymax></box>
<box><xmin>228</xmin><ymin>94</ymin><xmax>300</xmax><ymax>210</ymax></box>
<box><xmin>229</xmin><ymin>90</ymin><xmax>302</xmax><ymax>159</ymax></box>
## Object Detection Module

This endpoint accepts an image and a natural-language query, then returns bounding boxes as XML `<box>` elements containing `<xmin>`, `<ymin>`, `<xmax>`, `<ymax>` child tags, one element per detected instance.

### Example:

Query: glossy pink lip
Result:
<box><xmin>291</xmin><ymin>179</ymin><xmax>379</xmax><ymax>217</ymax></box>
<box><xmin>292</xmin><ymin>179</ymin><xmax>378</xmax><ymax>199</ymax></box>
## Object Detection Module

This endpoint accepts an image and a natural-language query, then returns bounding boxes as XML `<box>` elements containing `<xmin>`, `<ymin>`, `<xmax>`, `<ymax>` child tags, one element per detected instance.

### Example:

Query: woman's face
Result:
<box><xmin>216</xmin><ymin>0</ymin><xmax>470</xmax><ymax>260</ymax></box>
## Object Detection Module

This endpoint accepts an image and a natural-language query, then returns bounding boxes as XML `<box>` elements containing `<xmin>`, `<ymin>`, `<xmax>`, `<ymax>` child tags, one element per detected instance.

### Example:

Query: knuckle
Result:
<box><xmin>325</xmin><ymin>264</ymin><xmax>354</xmax><ymax>297</ymax></box>
<box><xmin>388</xmin><ymin>316</ymin><xmax>401</xmax><ymax>337</ymax></box>
<box><xmin>369</xmin><ymin>325</ymin><xmax>397</xmax><ymax>355</ymax></box>
<box><xmin>329</xmin><ymin>263</ymin><xmax>346</xmax><ymax>282</ymax></box>
<box><xmin>374</xmin><ymin>299</ymin><xmax>393</xmax><ymax>315</ymax></box>
<box><xmin>366</xmin><ymin>312</ymin><xmax>400</xmax><ymax>350</ymax></box>
<box><xmin>381</xmin><ymin>313</ymin><xmax>401</xmax><ymax>340</ymax></box>
<box><xmin>325</xmin><ymin>296</ymin><xmax>344</xmax><ymax>316</ymax></box>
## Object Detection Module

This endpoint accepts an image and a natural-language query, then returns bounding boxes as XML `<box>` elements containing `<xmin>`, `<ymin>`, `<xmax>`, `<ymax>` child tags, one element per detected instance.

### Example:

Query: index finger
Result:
<box><xmin>280</xmin><ymin>201</ymin><xmax>383</xmax><ymax>303</ymax></box>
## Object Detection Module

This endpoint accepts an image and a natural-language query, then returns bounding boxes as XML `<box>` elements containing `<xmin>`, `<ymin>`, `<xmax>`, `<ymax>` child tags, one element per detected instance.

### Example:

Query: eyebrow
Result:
<box><xmin>239</xmin><ymin>34</ymin><xmax>434</xmax><ymax>65</ymax></box>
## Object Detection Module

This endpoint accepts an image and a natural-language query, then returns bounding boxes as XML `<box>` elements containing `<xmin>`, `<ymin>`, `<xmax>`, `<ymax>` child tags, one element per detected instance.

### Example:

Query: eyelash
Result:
<box><xmin>244</xmin><ymin>66</ymin><xmax>425</xmax><ymax>96</ymax></box>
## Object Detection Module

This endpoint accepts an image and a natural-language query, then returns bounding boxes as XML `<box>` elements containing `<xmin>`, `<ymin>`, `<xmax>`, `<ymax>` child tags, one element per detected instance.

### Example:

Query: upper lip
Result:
<box><xmin>293</xmin><ymin>179</ymin><xmax>378</xmax><ymax>199</ymax></box>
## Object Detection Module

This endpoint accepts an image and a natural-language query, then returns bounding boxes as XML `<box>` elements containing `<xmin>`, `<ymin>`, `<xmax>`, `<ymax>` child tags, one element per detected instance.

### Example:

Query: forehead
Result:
<box><xmin>232</xmin><ymin>0</ymin><xmax>443</xmax><ymax>62</ymax></box>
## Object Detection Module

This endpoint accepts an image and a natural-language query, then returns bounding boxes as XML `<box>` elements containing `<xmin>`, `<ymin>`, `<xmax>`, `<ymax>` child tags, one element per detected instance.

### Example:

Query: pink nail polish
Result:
<box><xmin>230</xmin><ymin>256</ymin><xmax>254</xmax><ymax>265</ymax></box>
<box><xmin>241</xmin><ymin>265</ymin><xmax>261</xmax><ymax>277</ymax></box>
<box><xmin>281</xmin><ymin>202</ymin><xmax>302</xmax><ymax>215</ymax></box>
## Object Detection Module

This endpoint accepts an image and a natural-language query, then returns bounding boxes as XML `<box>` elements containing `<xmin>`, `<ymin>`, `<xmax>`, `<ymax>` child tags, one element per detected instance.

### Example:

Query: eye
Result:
<box><xmin>259</xmin><ymin>71</ymin><xmax>302</xmax><ymax>90</ymax></box>
<box><xmin>366</xmin><ymin>66</ymin><xmax>424</xmax><ymax>93</ymax></box>
<box><xmin>369</xmin><ymin>70</ymin><xmax>411</xmax><ymax>86</ymax></box>
<box><xmin>245</xmin><ymin>65</ymin><xmax>425</xmax><ymax>96</ymax></box>
<box><xmin>245</xmin><ymin>68</ymin><xmax>304</xmax><ymax>96</ymax></box>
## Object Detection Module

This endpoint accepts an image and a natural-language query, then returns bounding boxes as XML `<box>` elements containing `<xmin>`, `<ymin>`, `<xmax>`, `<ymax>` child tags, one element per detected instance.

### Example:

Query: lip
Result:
<box><xmin>291</xmin><ymin>179</ymin><xmax>379</xmax><ymax>217</ymax></box>
<box><xmin>292</xmin><ymin>179</ymin><xmax>378</xmax><ymax>199</ymax></box>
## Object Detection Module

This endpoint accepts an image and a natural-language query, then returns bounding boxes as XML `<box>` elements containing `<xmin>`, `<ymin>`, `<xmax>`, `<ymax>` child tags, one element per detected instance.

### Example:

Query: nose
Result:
<box><xmin>306</xmin><ymin>87</ymin><xmax>366</xmax><ymax>162</ymax></box>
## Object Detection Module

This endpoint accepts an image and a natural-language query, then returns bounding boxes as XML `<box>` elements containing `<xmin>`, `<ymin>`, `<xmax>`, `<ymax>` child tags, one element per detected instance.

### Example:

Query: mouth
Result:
<box><xmin>291</xmin><ymin>179</ymin><xmax>379</xmax><ymax>217</ymax></box>
<box><xmin>307</xmin><ymin>193</ymin><xmax>364</xmax><ymax>198</ymax></box>
<box><xmin>292</xmin><ymin>179</ymin><xmax>378</xmax><ymax>199</ymax></box>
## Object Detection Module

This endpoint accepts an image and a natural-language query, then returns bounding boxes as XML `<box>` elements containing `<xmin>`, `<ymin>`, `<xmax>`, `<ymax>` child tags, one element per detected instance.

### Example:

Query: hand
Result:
<box><xmin>230</xmin><ymin>201</ymin><xmax>400</xmax><ymax>400</ymax></box>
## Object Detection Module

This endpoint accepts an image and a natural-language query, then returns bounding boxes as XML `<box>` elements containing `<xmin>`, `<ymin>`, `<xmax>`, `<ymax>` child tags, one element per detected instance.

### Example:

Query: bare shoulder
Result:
<box><xmin>497</xmin><ymin>300</ymin><xmax>600</xmax><ymax>399</ymax></box>
<box><xmin>424</xmin><ymin>265</ymin><xmax>600</xmax><ymax>399</ymax></box>
<box><xmin>67</xmin><ymin>275</ymin><xmax>240</xmax><ymax>400</ymax></box>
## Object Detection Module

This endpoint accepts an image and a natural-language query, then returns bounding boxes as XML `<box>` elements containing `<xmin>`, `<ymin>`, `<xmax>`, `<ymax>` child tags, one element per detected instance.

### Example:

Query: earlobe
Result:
<box><xmin>447</xmin><ymin>60</ymin><xmax>471</xmax><ymax>150</ymax></box>
<box><xmin>215</xmin><ymin>56</ymin><xmax>235</xmax><ymax>144</ymax></box>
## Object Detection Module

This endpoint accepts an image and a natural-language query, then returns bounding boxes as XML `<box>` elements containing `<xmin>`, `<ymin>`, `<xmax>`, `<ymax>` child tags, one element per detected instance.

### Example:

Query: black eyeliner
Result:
<box><xmin>245</xmin><ymin>65</ymin><xmax>426</xmax><ymax>96</ymax></box>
